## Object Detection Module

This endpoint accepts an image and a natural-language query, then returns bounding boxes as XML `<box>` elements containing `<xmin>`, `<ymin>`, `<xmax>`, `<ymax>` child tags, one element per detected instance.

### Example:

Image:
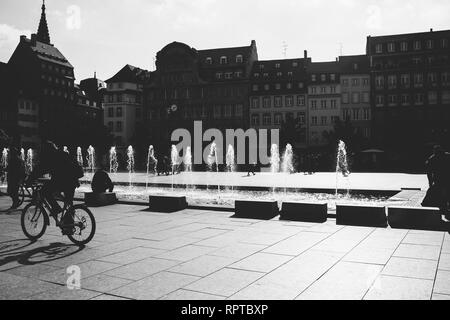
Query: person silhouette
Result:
<box><xmin>425</xmin><ymin>145</ymin><xmax>450</xmax><ymax>220</ymax></box>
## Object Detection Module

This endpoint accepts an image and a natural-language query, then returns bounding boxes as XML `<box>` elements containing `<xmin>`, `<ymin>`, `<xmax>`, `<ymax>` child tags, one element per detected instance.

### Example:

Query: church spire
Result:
<box><xmin>36</xmin><ymin>0</ymin><xmax>51</xmax><ymax>44</ymax></box>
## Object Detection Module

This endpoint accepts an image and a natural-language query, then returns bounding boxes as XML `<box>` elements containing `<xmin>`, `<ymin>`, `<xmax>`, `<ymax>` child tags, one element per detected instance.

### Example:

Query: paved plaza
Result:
<box><xmin>1</xmin><ymin>194</ymin><xmax>449</xmax><ymax>301</ymax></box>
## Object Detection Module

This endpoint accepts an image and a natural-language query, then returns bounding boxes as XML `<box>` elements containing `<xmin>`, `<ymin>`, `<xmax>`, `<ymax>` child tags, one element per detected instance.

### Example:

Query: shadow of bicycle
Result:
<box><xmin>0</xmin><ymin>239</ymin><xmax>85</xmax><ymax>269</ymax></box>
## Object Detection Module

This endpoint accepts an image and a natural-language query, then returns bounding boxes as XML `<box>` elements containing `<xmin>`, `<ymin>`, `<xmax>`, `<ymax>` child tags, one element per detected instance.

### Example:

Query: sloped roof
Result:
<box><xmin>18</xmin><ymin>37</ymin><xmax>73</xmax><ymax>68</ymax></box>
<box><xmin>339</xmin><ymin>55</ymin><xmax>370</xmax><ymax>74</ymax></box>
<box><xmin>105</xmin><ymin>64</ymin><xmax>150</xmax><ymax>83</ymax></box>
<box><xmin>307</xmin><ymin>61</ymin><xmax>341</xmax><ymax>73</ymax></box>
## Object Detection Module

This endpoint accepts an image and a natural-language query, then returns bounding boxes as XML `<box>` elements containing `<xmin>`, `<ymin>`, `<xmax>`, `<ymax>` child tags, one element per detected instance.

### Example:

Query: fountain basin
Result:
<box><xmin>336</xmin><ymin>204</ymin><xmax>387</xmax><ymax>228</ymax></box>
<box><xmin>85</xmin><ymin>192</ymin><xmax>118</xmax><ymax>207</ymax></box>
<box><xmin>280</xmin><ymin>202</ymin><xmax>328</xmax><ymax>223</ymax></box>
<box><xmin>149</xmin><ymin>195</ymin><xmax>188</xmax><ymax>213</ymax></box>
<box><xmin>388</xmin><ymin>206</ymin><xmax>447</xmax><ymax>231</ymax></box>
<box><xmin>233</xmin><ymin>200</ymin><xmax>279</xmax><ymax>220</ymax></box>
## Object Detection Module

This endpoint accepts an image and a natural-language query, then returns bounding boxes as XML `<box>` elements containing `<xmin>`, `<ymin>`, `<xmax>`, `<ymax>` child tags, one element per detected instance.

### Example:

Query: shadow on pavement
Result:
<box><xmin>0</xmin><ymin>240</ymin><xmax>85</xmax><ymax>269</ymax></box>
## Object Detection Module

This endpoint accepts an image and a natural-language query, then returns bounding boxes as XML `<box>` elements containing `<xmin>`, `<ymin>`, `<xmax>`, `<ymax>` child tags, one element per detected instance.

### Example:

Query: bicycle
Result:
<box><xmin>17</xmin><ymin>181</ymin><xmax>37</xmax><ymax>207</ymax></box>
<box><xmin>20</xmin><ymin>183</ymin><xmax>96</xmax><ymax>245</ymax></box>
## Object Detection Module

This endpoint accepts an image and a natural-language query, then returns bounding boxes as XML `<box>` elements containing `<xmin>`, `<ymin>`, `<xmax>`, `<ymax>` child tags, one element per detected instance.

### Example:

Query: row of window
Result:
<box><xmin>311</xmin><ymin>74</ymin><xmax>337</xmax><ymax>82</ymax></box>
<box><xmin>309</xmin><ymin>86</ymin><xmax>338</xmax><ymax>94</ymax></box>
<box><xmin>18</xmin><ymin>100</ymin><xmax>38</xmax><ymax>111</ymax></box>
<box><xmin>375</xmin><ymin>91</ymin><xmax>450</xmax><ymax>106</ymax></box>
<box><xmin>342</xmin><ymin>108</ymin><xmax>371</xmax><ymax>121</ymax></box>
<box><xmin>252</xmin><ymin>82</ymin><xmax>302</xmax><ymax>91</ymax></box>
<box><xmin>342</xmin><ymin>78</ymin><xmax>370</xmax><ymax>87</ymax></box>
<box><xmin>251</xmin><ymin>112</ymin><xmax>305</xmax><ymax>126</ymax></box>
<box><xmin>310</xmin><ymin>99</ymin><xmax>338</xmax><ymax>110</ymax></box>
<box><xmin>257</xmin><ymin>61</ymin><xmax>300</xmax><ymax>70</ymax></box>
<box><xmin>107</xmin><ymin>121</ymin><xmax>123</xmax><ymax>133</ymax></box>
<box><xmin>342</xmin><ymin>92</ymin><xmax>370</xmax><ymax>104</ymax></box>
<box><xmin>251</xmin><ymin>95</ymin><xmax>306</xmax><ymax>108</ymax></box>
<box><xmin>147</xmin><ymin>87</ymin><xmax>245</xmax><ymax>100</ymax></box>
<box><xmin>107</xmin><ymin>107</ymin><xmax>123</xmax><ymax>118</ymax></box>
<box><xmin>43</xmin><ymin>89</ymin><xmax>74</xmax><ymax>100</ymax></box>
<box><xmin>41</xmin><ymin>74</ymin><xmax>74</xmax><ymax>87</ymax></box>
<box><xmin>40</xmin><ymin>63</ymin><xmax>73</xmax><ymax>77</ymax></box>
<box><xmin>108</xmin><ymin>83</ymin><xmax>143</xmax><ymax>90</ymax></box>
<box><xmin>215</xmin><ymin>71</ymin><xmax>243</xmax><ymax>80</ymax></box>
<box><xmin>147</xmin><ymin>104</ymin><xmax>244</xmax><ymax>120</ymax></box>
<box><xmin>206</xmin><ymin>55</ymin><xmax>243</xmax><ymax>65</ymax></box>
<box><xmin>104</xmin><ymin>93</ymin><xmax>142</xmax><ymax>104</ymax></box>
<box><xmin>253</xmin><ymin>71</ymin><xmax>295</xmax><ymax>78</ymax></box>
<box><xmin>374</xmin><ymin>38</ymin><xmax>449</xmax><ymax>54</ymax></box>
<box><xmin>375</xmin><ymin>72</ymin><xmax>450</xmax><ymax>88</ymax></box>
<box><xmin>311</xmin><ymin>116</ymin><xmax>341</xmax><ymax>126</ymax></box>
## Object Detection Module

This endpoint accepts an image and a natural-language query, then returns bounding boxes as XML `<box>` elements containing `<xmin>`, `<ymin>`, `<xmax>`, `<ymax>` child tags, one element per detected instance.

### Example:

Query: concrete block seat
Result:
<box><xmin>336</xmin><ymin>204</ymin><xmax>387</xmax><ymax>228</ymax></box>
<box><xmin>388</xmin><ymin>206</ymin><xmax>449</xmax><ymax>231</ymax></box>
<box><xmin>149</xmin><ymin>195</ymin><xmax>187</xmax><ymax>213</ymax></box>
<box><xmin>280</xmin><ymin>202</ymin><xmax>328</xmax><ymax>223</ymax></box>
<box><xmin>84</xmin><ymin>192</ymin><xmax>118</xmax><ymax>207</ymax></box>
<box><xmin>233</xmin><ymin>200</ymin><xmax>279</xmax><ymax>220</ymax></box>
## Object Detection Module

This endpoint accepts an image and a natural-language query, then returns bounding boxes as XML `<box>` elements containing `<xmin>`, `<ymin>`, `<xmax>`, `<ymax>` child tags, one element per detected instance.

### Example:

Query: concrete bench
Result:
<box><xmin>388</xmin><ymin>206</ymin><xmax>448</xmax><ymax>231</ymax></box>
<box><xmin>280</xmin><ymin>202</ymin><xmax>328</xmax><ymax>223</ymax></box>
<box><xmin>233</xmin><ymin>200</ymin><xmax>279</xmax><ymax>220</ymax></box>
<box><xmin>149</xmin><ymin>195</ymin><xmax>187</xmax><ymax>213</ymax></box>
<box><xmin>336</xmin><ymin>205</ymin><xmax>387</xmax><ymax>228</ymax></box>
<box><xmin>84</xmin><ymin>192</ymin><xmax>118</xmax><ymax>207</ymax></box>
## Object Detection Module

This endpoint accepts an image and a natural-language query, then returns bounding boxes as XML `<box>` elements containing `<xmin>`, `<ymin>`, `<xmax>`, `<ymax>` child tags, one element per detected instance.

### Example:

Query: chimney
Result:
<box><xmin>251</xmin><ymin>40</ymin><xmax>256</xmax><ymax>46</ymax></box>
<box><xmin>304</xmin><ymin>50</ymin><xmax>308</xmax><ymax>59</ymax></box>
<box><xmin>20</xmin><ymin>35</ymin><xmax>26</xmax><ymax>43</ymax></box>
<box><xmin>430</xmin><ymin>28</ymin><xmax>433</xmax><ymax>32</ymax></box>
<box><xmin>31</xmin><ymin>33</ymin><xmax>37</xmax><ymax>46</ymax></box>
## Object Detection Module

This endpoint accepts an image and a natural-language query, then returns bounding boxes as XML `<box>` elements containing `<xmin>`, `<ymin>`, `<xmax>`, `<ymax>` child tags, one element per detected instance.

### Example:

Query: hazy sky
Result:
<box><xmin>1</xmin><ymin>0</ymin><xmax>449</xmax><ymax>81</ymax></box>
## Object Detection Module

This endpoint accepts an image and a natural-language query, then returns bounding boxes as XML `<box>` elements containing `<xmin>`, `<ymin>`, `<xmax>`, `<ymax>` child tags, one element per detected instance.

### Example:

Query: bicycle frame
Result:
<box><xmin>30</xmin><ymin>185</ymin><xmax>73</xmax><ymax>227</ymax></box>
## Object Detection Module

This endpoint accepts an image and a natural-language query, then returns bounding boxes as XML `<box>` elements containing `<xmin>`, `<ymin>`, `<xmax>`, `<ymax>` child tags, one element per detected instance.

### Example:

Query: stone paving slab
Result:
<box><xmin>0</xmin><ymin>196</ymin><xmax>449</xmax><ymax>300</ymax></box>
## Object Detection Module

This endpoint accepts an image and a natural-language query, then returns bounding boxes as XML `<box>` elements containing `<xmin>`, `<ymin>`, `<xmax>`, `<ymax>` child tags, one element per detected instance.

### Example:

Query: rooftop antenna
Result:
<box><xmin>338</xmin><ymin>42</ymin><xmax>344</xmax><ymax>56</ymax></box>
<box><xmin>282</xmin><ymin>41</ymin><xmax>288</xmax><ymax>59</ymax></box>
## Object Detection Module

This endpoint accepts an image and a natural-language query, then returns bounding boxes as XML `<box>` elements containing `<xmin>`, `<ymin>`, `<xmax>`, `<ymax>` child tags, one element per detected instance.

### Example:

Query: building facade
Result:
<box><xmin>143</xmin><ymin>41</ymin><xmax>258</xmax><ymax>158</ymax></box>
<box><xmin>103</xmin><ymin>65</ymin><xmax>149</xmax><ymax>148</ymax></box>
<box><xmin>367</xmin><ymin>29</ymin><xmax>450</xmax><ymax>162</ymax></box>
<box><xmin>339</xmin><ymin>55</ymin><xmax>371</xmax><ymax>140</ymax></box>
<box><xmin>1</xmin><ymin>1</ymin><xmax>102</xmax><ymax>149</ymax></box>
<box><xmin>249</xmin><ymin>54</ymin><xmax>310</xmax><ymax>149</ymax></box>
<box><xmin>307</xmin><ymin>61</ymin><xmax>341</xmax><ymax>146</ymax></box>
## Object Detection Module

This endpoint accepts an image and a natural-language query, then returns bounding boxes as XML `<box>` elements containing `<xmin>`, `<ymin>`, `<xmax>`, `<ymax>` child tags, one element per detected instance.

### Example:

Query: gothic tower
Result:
<box><xmin>36</xmin><ymin>0</ymin><xmax>51</xmax><ymax>44</ymax></box>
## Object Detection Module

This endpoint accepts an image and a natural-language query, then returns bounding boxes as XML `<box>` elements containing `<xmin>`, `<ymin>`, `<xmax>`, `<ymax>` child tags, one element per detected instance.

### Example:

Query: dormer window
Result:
<box><xmin>259</xmin><ymin>64</ymin><xmax>265</xmax><ymax>70</ymax></box>
<box><xmin>206</xmin><ymin>57</ymin><xmax>212</xmax><ymax>64</ymax></box>
<box><xmin>236</xmin><ymin>55</ymin><xmax>243</xmax><ymax>63</ymax></box>
<box><xmin>275</xmin><ymin>63</ymin><xmax>281</xmax><ymax>69</ymax></box>
<box><xmin>220</xmin><ymin>56</ymin><xmax>228</xmax><ymax>64</ymax></box>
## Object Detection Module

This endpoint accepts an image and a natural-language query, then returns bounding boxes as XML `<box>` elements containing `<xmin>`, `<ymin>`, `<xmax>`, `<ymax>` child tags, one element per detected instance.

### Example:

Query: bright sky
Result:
<box><xmin>1</xmin><ymin>0</ymin><xmax>449</xmax><ymax>81</ymax></box>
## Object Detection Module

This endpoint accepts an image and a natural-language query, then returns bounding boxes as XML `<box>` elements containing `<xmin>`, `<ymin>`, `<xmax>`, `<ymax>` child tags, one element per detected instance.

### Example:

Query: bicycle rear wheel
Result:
<box><xmin>21</xmin><ymin>203</ymin><xmax>47</xmax><ymax>241</ymax></box>
<box><xmin>67</xmin><ymin>205</ymin><xmax>96</xmax><ymax>245</ymax></box>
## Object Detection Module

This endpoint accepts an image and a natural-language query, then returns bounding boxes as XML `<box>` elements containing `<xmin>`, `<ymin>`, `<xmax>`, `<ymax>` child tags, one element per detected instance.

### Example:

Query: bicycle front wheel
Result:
<box><xmin>21</xmin><ymin>203</ymin><xmax>47</xmax><ymax>241</ymax></box>
<box><xmin>67</xmin><ymin>205</ymin><xmax>96</xmax><ymax>246</ymax></box>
